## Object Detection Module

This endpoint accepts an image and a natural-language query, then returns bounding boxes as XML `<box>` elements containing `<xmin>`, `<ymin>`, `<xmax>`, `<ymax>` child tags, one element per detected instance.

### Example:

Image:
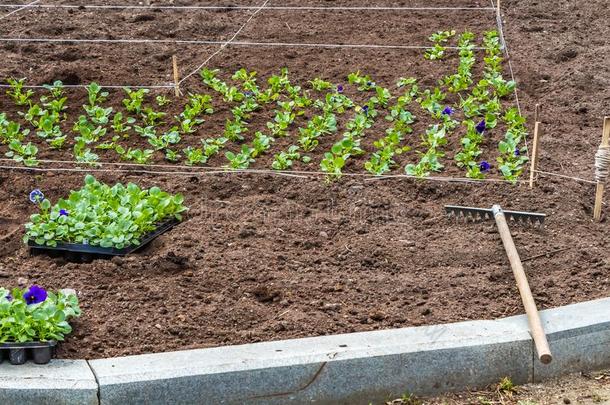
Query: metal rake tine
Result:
<box><xmin>503</xmin><ymin>209</ymin><xmax>546</xmax><ymax>226</ymax></box>
<box><xmin>445</xmin><ymin>205</ymin><xmax>546</xmax><ymax>227</ymax></box>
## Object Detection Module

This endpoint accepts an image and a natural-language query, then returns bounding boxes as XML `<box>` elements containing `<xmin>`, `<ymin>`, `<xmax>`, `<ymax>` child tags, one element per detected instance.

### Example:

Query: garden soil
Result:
<box><xmin>0</xmin><ymin>0</ymin><xmax>608</xmax><ymax>359</ymax></box>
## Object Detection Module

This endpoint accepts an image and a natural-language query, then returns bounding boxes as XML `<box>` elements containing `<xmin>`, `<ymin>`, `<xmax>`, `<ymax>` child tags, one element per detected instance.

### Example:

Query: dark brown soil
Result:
<box><xmin>0</xmin><ymin>0</ymin><xmax>608</xmax><ymax>360</ymax></box>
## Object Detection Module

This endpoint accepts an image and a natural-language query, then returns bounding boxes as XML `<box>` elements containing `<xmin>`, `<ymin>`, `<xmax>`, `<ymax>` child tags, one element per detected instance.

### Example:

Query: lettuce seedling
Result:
<box><xmin>183</xmin><ymin>146</ymin><xmax>206</xmax><ymax>166</ymax></box>
<box><xmin>111</xmin><ymin>112</ymin><xmax>136</xmax><ymax>136</ymax></box>
<box><xmin>165</xmin><ymin>148</ymin><xmax>181</xmax><ymax>162</ymax></box>
<box><xmin>122</xmin><ymin>148</ymin><xmax>154</xmax><ymax>164</ymax></box>
<box><xmin>5</xmin><ymin>139</ymin><xmax>38</xmax><ymax>167</ymax></box>
<box><xmin>6</xmin><ymin>78</ymin><xmax>34</xmax><ymax>106</ymax></box>
<box><xmin>122</xmin><ymin>88</ymin><xmax>149</xmax><ymax>114</ymax></box>
<box><xmin>73</xmin><ymin>139</ymin><xmax>99</xmax><ymax>164</ymax></box>
<box><xmin>348</xmin><ymin>71</ymin><xmax>376</xmax><ymax>91</ymax></box>
<box><xmin>310</xmin><ymin>78</ymin><xmax>334</xmax><ymax>91</ymax></box>
<box><xmin>0</xmin><ymin>114</ymin><xmax>29</xmax><ymax>144</ymax></box>
<box><xmin>141</xmin><ymin>107</ymin><xmax>166</xmax><ymax>127</ymax></box>
<box><xmin>424</xmin><ymin>30</ymin><xmax>456</xmax><ymax>60</ymax></box>
<box><xmin>251</xmin><ymin>131</ymin><xmax>274</xmax><ymax>157</ymax></box>
<box><xmin>232</xmin><ymin>68</ymin><xmax>259</xmax><ymax>93</ymax></box>
<box><xmin>156</xmin><ymin>95</ymin><xmax>171</xmax><ymax>107</ymax></box>
<box><xmin>86</xmin><ymin>82</ymin><xmax>108</xmax><ymax>107</ymax></box>
<box><xmin>225</xmin><ymin>145</ymin><xmax>255</xmax><ymax>169</ymax></box>
<box><xmin>272</xmin><ymin>145</ymin><xmax>301</xmax><ymax>170</ymax></box>
<box><xmin>176</xmin><ymin>93</ymin><xmax>213</xmax><ymax>134</ymax></box>
<box><xmin>224</xmin><ymin>118</ymin><xmax>248</xmax><ymax>142</ymax></box>
<box><xmin>42</xmin><ymin>81</ymin><xmax>64</xmax><ymax>99</ymax></box>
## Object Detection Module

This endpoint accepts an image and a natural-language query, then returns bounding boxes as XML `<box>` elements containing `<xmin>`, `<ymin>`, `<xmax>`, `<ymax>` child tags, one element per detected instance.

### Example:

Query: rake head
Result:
<box><xmin>445</xmin><ymin>204</ymin><xmax>546</xmax><ymax>226</ymax></box>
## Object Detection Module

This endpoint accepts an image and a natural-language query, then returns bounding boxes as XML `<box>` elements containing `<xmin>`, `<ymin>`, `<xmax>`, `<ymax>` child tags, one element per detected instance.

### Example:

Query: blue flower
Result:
<box><xmin>59</xmin><ymin>209</ymin><xmax>69</xmax><ymax>216</ymax></box>
<box><xmin>367</xmin><ymin>81</ymin><xmax>373</xmax><ymax>87</ymax></box>
<box><xmin>5</xmin><ymin>293</ymin><xmax>12</xmax><ymax>302</ymax></box>
<box><xmin>514</xmin><ymin>148</ymin><xmax>520</xmax><ymax>156</ymax></box>
<box><xmin>337</xmin><ymin>85</ymin><xmax>344</xmax><ymax>94</ymax></box>
<box><xmin>479</xmin><ymin>161</ymin><xmax>491</xmax><ymax>172</ymax></box>
<box><xmin>29</xmin><ymin>189</ymin><xmax>44</xmax><ymax>204</ymax></box>
<box><xmin>362</xmin><ymin>105</ymin><xmax>369</xmax><ymax>115</ymax></box>
<box><xmin>476</xmin><ymin>120</ymin><xmax>486</xmax><ymax>134</ymax></box>
<box><xmin>23</xmin><ymin>285</ymin><xmax>47</xmax><ymax>305</ymax></box>
<box><xmin>442</xmin><ymin>106</ymin><xmax>454</xmax><ymax>116</ymax></box>
<box><xmin>244</xmin><ymin>91</ymin><xmax>253</xmax><ymax>98</ymax></box>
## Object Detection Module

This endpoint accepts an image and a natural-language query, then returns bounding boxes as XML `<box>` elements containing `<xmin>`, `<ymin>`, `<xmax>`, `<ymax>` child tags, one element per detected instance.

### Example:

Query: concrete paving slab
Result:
<box><xmin>0</xmin><ymin>359</ymin><xmax>98</xmax><ymax>405</ymax></box>
<box><xmin>90</xmin><ymin>318</ymin><xmax>533</xmax><ymax>404</ymax></box>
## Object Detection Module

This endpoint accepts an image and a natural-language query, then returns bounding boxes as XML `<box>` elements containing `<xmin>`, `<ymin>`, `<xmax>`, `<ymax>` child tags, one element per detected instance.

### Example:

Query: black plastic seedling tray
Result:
<box><xmin>0</xmin><ymin>341</ymin><xmax>56</xmax><ymax>365</ymax></box>
<box><xmin>28</xmin><ymin>218</ymin><xmax>180</xmax><ymax>262</ymax></box>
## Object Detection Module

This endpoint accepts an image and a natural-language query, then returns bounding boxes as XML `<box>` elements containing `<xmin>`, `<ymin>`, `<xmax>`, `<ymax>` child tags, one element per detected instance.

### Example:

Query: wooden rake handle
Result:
<box><xmin>492</xmin><ymin>205</ymin><xmax>553</xmax><ymax>364</ymax></box>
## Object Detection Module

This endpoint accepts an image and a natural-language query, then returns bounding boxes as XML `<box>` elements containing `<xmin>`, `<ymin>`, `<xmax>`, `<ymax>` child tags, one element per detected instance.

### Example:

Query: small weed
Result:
<box><xmin>497</xmin><ymin>376</ymin><xmax>516</xmax><ymax>394</ymax></box>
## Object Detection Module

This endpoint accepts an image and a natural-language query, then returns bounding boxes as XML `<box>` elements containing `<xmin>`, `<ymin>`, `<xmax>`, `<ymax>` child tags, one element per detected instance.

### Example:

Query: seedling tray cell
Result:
<box><xmin>28</xmin><ymin>218</ymin><xmax>180</xmax><ymax>262</ymax></box>
<box><xmin>0</xmin><ymin>341</ymin><xmax>57</xmax><ymax>365</ymax></box>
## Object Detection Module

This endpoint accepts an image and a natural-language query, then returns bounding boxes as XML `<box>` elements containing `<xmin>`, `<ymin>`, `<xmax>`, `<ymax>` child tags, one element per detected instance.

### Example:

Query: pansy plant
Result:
<box><xmin>0</xmin><ymin>286</ymin><xmax>81</xmax><ymax>343</ymax></box>
<box><xmin>24</xmin><ymin>175</ymin><xmax>187</xmax><ymax>249</ymax></box>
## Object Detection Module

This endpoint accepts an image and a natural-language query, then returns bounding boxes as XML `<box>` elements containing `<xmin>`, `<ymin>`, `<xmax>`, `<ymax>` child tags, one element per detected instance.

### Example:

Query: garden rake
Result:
<box><xmin>445</xmin><ymin>204</ymin><xmax>552</xmax><ymax>364</ymax></box>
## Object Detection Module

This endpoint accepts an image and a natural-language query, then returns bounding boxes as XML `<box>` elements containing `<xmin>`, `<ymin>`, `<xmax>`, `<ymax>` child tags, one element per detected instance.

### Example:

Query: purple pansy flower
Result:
<box><xmin>366</xmin><ymin>81</ymin><xmax>373</xmax><ymax>87</ymax></box>
<box><xmin>23</xmin><ymin>285</ymin><xmax>47</xmax><ymax>305</ymax></box>
<box><xmin>514</xmin><ymin>148</ymin><xmax>521</xmax><ymax>156</ymax></box>
<box><xmin>5</xmin><ymin>293</ymin><xmax>12</xmax><ymax>302</ymax></box>
<box><xmin>362</xmin><ymin>105</ymin><xmax>369</xmax><ymax>115</ymax></box>
<box><xmin>479</xmin><ymin>161</ymin><xmax>491</xmax><ymax>172</ymax></box>
<box><xmin>475</xmin><ymin>120</ymin><xmax>486</xmax><ymax>134</ymax></box>
<box><xmin>337</xmin><ymin>85</ymin><xmax>344</xmax><ymax>94</ymax></box>
<box><xmin>442</xmin><ymin>106</ymin><xmax>454</xmax><ymax>116</ymax></box>
<box><xmin>59</xmin><ymin>209</ymin><xmax>69</xmax><ymax>216</ymax></box>
<box><xmin>29</xmin><ymin>189</ymin><xmax>44</xmax><ymax>204</ymax></box>
<box><xmin>243</xmin><ymin>91</ymin><xmax>253</xmax><ymax>98</ymax></box>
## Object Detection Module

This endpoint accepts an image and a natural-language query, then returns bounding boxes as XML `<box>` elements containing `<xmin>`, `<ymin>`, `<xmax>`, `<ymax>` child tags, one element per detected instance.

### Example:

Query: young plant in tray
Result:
<box><xmin>0</xmin><ymin>286</ymin><xmax>81</xmax><ymax>343</ymax></box>
<box><xmin>24</xmin><ymin>175</ymin><xmax>187</xmax><ymax>249</ymax></box>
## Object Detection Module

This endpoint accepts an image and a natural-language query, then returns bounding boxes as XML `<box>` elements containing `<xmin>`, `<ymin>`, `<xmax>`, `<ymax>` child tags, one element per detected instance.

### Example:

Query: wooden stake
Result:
<box><xmin>593</xmin><ymin>117</ymin><xmax>610</xmax><ymax>221</ymax></box>
<box><xmin>497</xmin><ymin>0</ymin><xmax>501</xmax><ymax>12</ymax></box>
<box><xmin>534</xmin><ymin>103</ymin><xmax>541</xmax><ymax>123</ymax></box>
<box><xmin>529</xmin><ymin>121</ymin><xmax>542</xmax><ymax>189</ymax></box>
<box><xmin>172</xmin><ymin>55</ymin><xmax>181</xmax><ymax>98</ymax></box>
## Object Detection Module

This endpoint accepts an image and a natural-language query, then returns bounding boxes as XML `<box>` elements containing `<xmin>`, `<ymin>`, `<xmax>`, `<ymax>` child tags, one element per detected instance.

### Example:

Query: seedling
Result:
<box><xmin>424</xmin><ymin>30</ymin><xmax>456</xmax><ymax>60</ymax></box>
<box><xmin>225</xmin><ymin>145</ymin><xmax>255</xmax><ymax>169</ymax></box>
<box><xmin>272</xmin><ymin>145</ymin><xmax>302</xmax><ymax>170</ymax></box>
<box><xmin>122</xmin><ymin>88</ymin><xmax>149</xmax><ymax>114</ymax></box>
<box><xmin>0</xmin><ymin>286</ymin><xmax>81</xmax><ymax>343</ymax></box>
<box><xmin>155</xmin><ymin>95</ymin><xmax>171</xmax><ymax>107</ymax></box>
<box><xmin>6</xmin><ymin>78</ymin><xmax>34</xmax><ymax>106</ymax></box>
<box><xmin>24</xmin><ymin>175</ymin><xmax>186</xmax><ymax>249</ymax></box>
<box><xmin>5</xmin><ymin>139</ymin><xmax>38</xmax><ymax>167</ymax></box>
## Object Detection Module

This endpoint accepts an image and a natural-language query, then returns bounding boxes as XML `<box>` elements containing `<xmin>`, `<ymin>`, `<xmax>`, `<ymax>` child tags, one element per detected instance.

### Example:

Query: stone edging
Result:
<box><xmin>1</xmin><ymin>297</ymin><xmax>609</xmax><ymax>405</ymax></box>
